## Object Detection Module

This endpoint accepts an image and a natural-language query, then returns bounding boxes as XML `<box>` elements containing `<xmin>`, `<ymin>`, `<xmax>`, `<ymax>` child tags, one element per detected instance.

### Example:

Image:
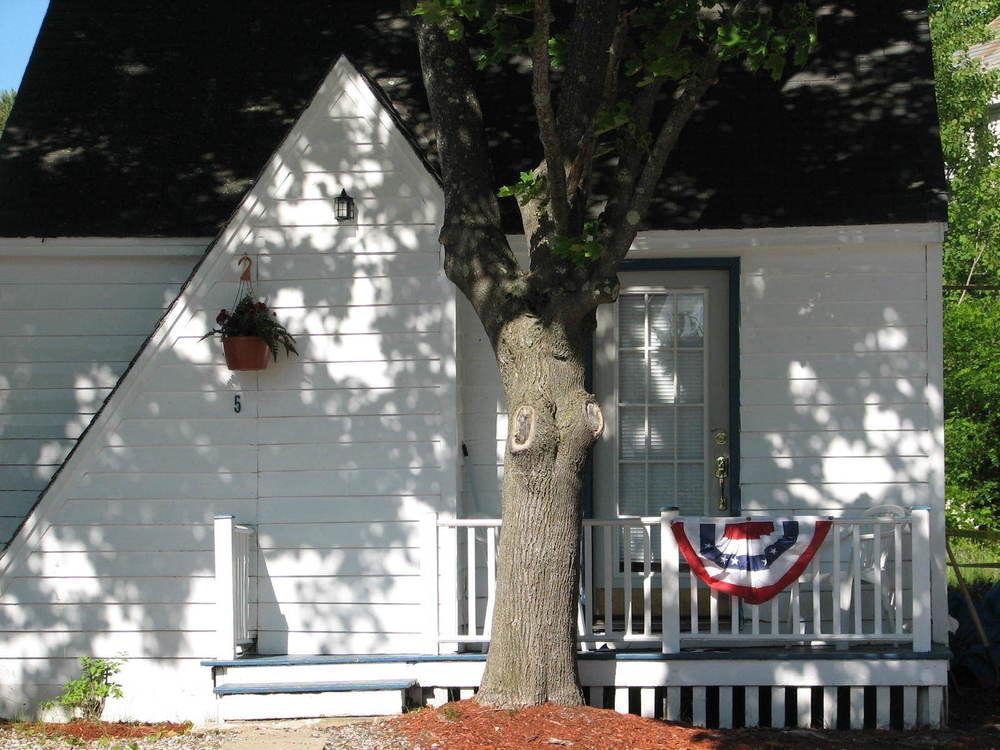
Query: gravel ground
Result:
<box><xmin>0</xmin><ymin>718</ymin><xmax>404</xmax><ymax>750</ymax></box>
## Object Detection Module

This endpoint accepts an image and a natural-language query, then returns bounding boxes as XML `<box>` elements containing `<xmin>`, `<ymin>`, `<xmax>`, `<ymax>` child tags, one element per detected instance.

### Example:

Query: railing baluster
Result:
<box><xmin>812</xmin><ymin>556</ymin><xmax>821</xmax><ymax>637</ymax></box>
<box><xmin>690</xmin><ymin>569</ymin><xmax>699</xmax><ymax>634</ymax></box>
<box><xmin>467</xmin><ymin>527</ymin><xmax>477</xmax><ymax>637</ymax></box>
<box><xmin>852</xmin><ymin>524</ymin><xmax>862</xmax><ymax>635</ymax></box>
<box><xmin>623</xmin><ymin>526</ymin><xmax>633</xmax><ymax>636</ymax></box>
<box><xmin>894</xmin><ymin>522</ymin><xmax>904</xmax><ymax>635</ymax></box>
<box><xmin>873</xmin><ymin>521</ymin><xmax>883</xmax><ymax>634</ymax></box>
<box><xmin>791</xmin><ymin>579</ymin><xmax>801</xmax><ymax>635</ymax></box>
<box><xmin>710</xmin><ymin>587</ymin><xmax>719</xmax><ymax>635</ymax></box>
<box><xmin>581</xmin><ymin>524</ymin><xmax>594</xmax><ymax>646</ymax></box>
<box><xmin>484</xmin><ymin>526</ymin><xmax>497</xmax><ymax>638</ymax></box>
<box><xmin>771</xmin><ymin>592</ymin><xmax>779</xmax><ymax>635</ymax></box>
<box><xmin>603</xmin><ymin>526</ymin><xmax>614</xmax><ymax>641</ymax></box>
<box><xmin>832</xmin><ymin>528</ymin><xmax>842</xmax><ymax>636</ymax></box>
<box><xmin>731</xmin><ymin>595</ymin><xmax>739</xmax><ymax>635</ymax></box>
<box><xmin>643</xmin><ymin>524</ymin><xmax>653</xmax><ymax>637</ymax></box>
<box><xmin>751</xmin><ymin>603</ymin><xmax>760</xmax><ymax>635</ymax></box>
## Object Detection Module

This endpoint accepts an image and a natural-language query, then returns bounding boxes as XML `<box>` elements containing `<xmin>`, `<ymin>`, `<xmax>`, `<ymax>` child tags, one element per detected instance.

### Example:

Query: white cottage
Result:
<box><xmin>0</xmin><ymin>0</ymin><xmax>951</xmax><ymax>731</ymax></box>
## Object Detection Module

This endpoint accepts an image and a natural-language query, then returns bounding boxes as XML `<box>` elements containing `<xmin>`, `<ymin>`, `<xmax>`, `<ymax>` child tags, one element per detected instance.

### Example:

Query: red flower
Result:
<box><xmin>216</xmin><ymin>309</ymin><xmax>229</xmax><ymax>325</ymax></box>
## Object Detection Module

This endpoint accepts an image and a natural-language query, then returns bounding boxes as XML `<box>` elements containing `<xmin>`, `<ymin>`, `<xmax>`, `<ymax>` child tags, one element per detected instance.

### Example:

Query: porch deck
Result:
<box><xmin>208</xmin><ymin>510</ymin><xmax>947</xmax><ymax>726</ymax></box>
<box><xmin>202</xmin><ymin>645</ymin><xmax>950</xmax><ymax>728</ymax></box>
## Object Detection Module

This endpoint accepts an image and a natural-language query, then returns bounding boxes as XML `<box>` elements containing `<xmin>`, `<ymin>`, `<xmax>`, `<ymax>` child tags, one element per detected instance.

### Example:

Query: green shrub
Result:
<box><xmin>944</xmin><ymin>298</ymin><xmax>1000</xmax><ymax>528</ymax></box>
<box><xmin>42</xmin><ymin>656</ymin><xmax>125</xmax><ymax>721</ymax></box>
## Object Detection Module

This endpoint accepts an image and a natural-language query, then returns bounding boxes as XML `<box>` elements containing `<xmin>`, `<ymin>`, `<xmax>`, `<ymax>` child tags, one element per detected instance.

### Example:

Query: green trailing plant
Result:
<box><xmin>203</xmin><ymin>295</ymin><xmax>298</xmax><ymax>362</ymax></box>
<box><xmin>42</xmin><ymin>656</ymin><xmax>125</xmax><ymax>721</ymax></box>
<box><xmin>201</xmin><ymin>256</ymin><xmax>298</xmax><ymax>362</ymax></box>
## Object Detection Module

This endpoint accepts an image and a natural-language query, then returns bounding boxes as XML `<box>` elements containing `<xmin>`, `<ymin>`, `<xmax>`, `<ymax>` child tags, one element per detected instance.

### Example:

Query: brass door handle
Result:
<box><xmin>715</xmin><ymin>455</ymin><xmax>730</xmax><ymax>512</ymax></box>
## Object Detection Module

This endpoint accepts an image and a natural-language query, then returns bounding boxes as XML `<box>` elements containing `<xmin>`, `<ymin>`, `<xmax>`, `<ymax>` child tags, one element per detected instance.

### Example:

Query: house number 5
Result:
<box><xmin>233</xmin><ymin>394</ymin><xmax>242</xmax><ymax>414</ymax></box>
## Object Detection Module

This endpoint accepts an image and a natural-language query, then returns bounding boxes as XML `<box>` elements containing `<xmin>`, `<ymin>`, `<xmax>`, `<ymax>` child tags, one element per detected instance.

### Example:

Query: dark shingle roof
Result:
<box><xmin>0</xmin><ymin>0</ymin><xmax>947</xmax><ymax>237</ymax></box>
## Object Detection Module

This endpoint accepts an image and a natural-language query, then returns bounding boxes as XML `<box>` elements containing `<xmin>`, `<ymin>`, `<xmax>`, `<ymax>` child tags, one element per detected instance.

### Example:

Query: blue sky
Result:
<box><xmin>0</xmin><ymin>0</ymin><xmax>49</xmax><ymax>91</ymax></box>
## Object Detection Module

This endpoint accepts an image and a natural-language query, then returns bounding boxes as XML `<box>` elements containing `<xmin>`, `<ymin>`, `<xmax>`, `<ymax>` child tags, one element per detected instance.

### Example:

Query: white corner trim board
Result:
<box><xmin>0</xmin><ymin>54</ymin><xmax>447</xmax><ymax>590</ymax></box>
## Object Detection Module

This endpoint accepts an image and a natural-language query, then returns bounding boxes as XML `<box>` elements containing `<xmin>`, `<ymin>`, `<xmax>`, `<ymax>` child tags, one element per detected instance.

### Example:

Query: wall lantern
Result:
<box><xmin>335</xmin><ymin>188</ymin><xmax>356</xmax><ymax>222</ymax></box>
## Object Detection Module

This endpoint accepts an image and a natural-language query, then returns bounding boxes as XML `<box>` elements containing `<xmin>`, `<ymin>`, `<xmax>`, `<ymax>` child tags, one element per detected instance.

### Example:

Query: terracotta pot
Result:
<box><xmin>223</xmin><ymin>336</ymin><xmax>271</xmax><ymax>371</ymax></box>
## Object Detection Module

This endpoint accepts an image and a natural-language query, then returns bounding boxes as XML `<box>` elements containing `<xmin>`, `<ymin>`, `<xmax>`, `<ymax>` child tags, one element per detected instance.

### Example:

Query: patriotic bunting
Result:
<box><xmin>671</xmin><ymin>518</ymin><xmax>832</xmax><ymax>605</ymax></box>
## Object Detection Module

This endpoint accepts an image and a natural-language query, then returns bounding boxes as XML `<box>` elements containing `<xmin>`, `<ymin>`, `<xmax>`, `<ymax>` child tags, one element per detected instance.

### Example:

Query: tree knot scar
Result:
<box><xmin>585</xmin><ymin>400</ymin><xmax>604</xmax><ymax>439</ymax></box>
<box><xmin>510</xmin><ymin>405</ymin><xmax>538</xmax><ymax>453</ymax></box>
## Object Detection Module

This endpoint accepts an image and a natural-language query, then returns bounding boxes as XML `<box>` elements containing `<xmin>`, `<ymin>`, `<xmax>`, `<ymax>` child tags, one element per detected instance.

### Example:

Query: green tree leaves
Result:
<box><xmin>0</xmin><ymin>90</ymin><xmax>14</xmax><ymax>135</ymax></box>
<box><xmin>929</xmin><ymin>1</ymin><xmax>1000</xmax><ymax>527</ymax></box>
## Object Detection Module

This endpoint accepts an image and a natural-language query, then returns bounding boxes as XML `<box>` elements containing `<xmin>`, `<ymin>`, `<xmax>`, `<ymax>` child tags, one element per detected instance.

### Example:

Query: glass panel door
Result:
<box><xmin>617</xmin><ymin>290</ymin><xmax>707</xmax><ymax>519</ymax></box>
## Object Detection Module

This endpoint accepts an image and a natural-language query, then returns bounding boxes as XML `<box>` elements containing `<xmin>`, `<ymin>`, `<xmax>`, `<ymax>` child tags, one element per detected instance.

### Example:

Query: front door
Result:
<box><xmin>594</xmin><ymin>269</ymin><xmax>733</xmax><ymax>520</ymax></box>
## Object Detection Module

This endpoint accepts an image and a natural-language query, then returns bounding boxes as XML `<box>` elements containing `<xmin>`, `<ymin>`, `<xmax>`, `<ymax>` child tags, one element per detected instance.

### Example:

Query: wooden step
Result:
<box><xmin>214</xmin><ymin>679</ymin><xmax>417</xmax><ymax>720</ymax></box>
<box><xmin>214</xmin><ymin>679</ymin><xmax>416</xmax><ymax>696</ymax></box>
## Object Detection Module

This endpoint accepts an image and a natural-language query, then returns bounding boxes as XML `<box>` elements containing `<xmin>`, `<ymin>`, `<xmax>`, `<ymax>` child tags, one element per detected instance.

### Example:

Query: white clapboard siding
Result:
<box><xmin>257</xmin><ymin>414</ymin><xmax>443</xmax><ymax>445</ymax></box>
<box><xmin>257</xmin><ymin>521</ymin><xmax>417</xmax><ymax>549</ymax></box>
<box><xmin>0</xmin><ymin>414</ymin><xmax>91</xmax><ymax>440</ymax></box>
<box><xmin>742</xmin><ymin>272</ymin><xmax>928</xmax><ymax>302</ymax></box>
<box><xmin>740</xmin><ymin>482</ymin><xmax>930</xmax><ymax>510</ymax></box>
<box><xmin>740</xmin><ymin>301</ymin><xmax>929</xmax><ymax>328</ymax></box>
<box><xmin>258</xmin><ymin>496</ymin><xmax>437</xmax><ymax>523</ymax></box>
<box><xmin>0</xmin><ymin>245</ymin><xmax>200</xmax><ymax>562</ymax></box>
<box><xmin>741</xmin><ymin>377</ymin><xmax>928</xmax><ymax>405</ymax></box>
<box><xmin>58</xmin><ymin>498</ymin><xmax>259</xmax><ymax>525</ymax></box>
<box><xmin>0</xmin><ymin>602</ymin><xmax>216</xmax><ymax>631</ymax></box>
<box><xmin>741</xmin><ymin>430</ymin><xmax>934</xmax><ymax>458</ymax></box>
<box><xmin>0</xmin><ymin>440</ymin><xmax>75</xmax><ymax>466</ymax></box>
<box><xmin>260</xmin><ymin>575</ymin><xmax>421</xmax><ymax>605</ymax></box>
<box><xmin>741</xmin><ymin>404</ymin><xmax>931</xmax><ymax>432</ymax></box>
<box><xmin>742</xmin><ymin>352</ymin><xmax>929</xmax><ymax>380</ymax></box>
<box><xmin>0</xmin><ymin>283</ymin><xmax>184</xmax><ymax>310</ymax></box>
<box><xmin>249</xmin><ymin>225</ymin><xmax>440</xmax><ymax>254</ymax></box>
<box><xmin>260</xmin><ymin>547</ymin><xmax>419</xmax><ymax>578</ymax></box>
<box><xmin>739</xmin><ymin>246</ymin><xmax>929</xmax><ymax>275</ymax></box>
<box><xmin>742</xmin><ymin>326</ymin><xmax>926</xmax><ymax>354</ymax></box>
<box><xmin>0</xmin><ymin>575</ymin><xmax>217</xmax><ymax>605</ymax></box>
<box><xmin>259</xmin><ymin>441</ymin><xmax>440</xmax><ymax>471</ymax></box>
<box><xmin>256</xmin><ymin>602</ymin><xmax>422</xmax><ymax>631</ymax></box>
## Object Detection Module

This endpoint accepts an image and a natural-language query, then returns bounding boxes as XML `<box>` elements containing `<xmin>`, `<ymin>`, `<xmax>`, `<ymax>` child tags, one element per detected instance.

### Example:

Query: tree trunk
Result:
<box><xmin>476</xmin><ymin>312</ymin><xmax>602</xmax><ymax>708</ymax></box>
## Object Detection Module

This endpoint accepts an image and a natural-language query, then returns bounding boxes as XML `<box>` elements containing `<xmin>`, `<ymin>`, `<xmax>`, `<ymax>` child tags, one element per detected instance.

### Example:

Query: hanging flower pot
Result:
<box><xmin>201</xmin><ymin>255</ymin><xmax>298</xmax><ymax>372</ymax></box>
<box><xmin>222</xmin><ymin>336</ymin><xmax>271</xmax><ymax>371</ymax></box>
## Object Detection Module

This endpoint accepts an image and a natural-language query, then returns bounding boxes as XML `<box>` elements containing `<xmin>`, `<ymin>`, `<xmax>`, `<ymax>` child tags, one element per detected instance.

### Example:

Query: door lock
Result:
<box><xmin>715</xmin><ymin>455</ymin><xmax>730</xmax><ymax>512</ymax></box>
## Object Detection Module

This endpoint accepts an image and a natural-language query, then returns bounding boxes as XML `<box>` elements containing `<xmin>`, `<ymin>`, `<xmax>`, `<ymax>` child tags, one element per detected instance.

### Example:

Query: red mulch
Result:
<box><xmin>391</xmin><ymin>699</ymin><xmax>1000</xmax><ymax>750</ymax></box>
<box><xmin>13</xmin><ymin>720</ymin><xmax>191</xmax><ymax>741</ymax></box>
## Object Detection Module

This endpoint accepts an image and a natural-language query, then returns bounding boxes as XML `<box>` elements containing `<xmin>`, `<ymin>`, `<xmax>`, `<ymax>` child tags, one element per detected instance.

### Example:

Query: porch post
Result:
<box><xmin>911</xmin><ymin>507</ymin><xmax>932</xmax><ymax>652</ymax></box>
<box><xmin>213</xmin><ymin>514</ymin><xmax>237</xmax><ymax>660</ymax></box>
<box><xmin>420</xmin><ymin>511</ymin><xmax>441</xmax><ymax>655</ymax></box>
<box><xmin>660</xmin><ymin>508</ymin><xmax>681</xmax><ymax>653</ymax></box>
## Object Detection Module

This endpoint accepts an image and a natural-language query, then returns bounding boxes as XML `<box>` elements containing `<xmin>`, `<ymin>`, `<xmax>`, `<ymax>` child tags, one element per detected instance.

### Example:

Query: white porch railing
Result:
<box><xmin>422</xmin><ymin>508</ymin><xmax>933</xmax><ymax>654</ymax></box>
<box><xmin>213</xmin><ymin>514</ymin><xmax>257</xmax><ymax>659</ymax></box>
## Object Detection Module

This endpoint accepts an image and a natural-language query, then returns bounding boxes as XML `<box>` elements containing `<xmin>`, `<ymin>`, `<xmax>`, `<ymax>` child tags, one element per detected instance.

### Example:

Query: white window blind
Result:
<box><xmin>617</xmin><ymin>291</ymin><xmax>707</xmax><ymax>519</ymax></box>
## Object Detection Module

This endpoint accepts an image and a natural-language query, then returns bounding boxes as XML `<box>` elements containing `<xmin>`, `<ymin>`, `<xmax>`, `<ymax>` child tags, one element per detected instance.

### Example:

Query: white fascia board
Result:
<box><xmin>629</xmin><ymin>223</ymin><xmax>946</xmax><ymax>254</ymax></box>
<box><xmin>506</xmin><ymin>222</ymin><xmax>945</xmax><ymax>259</ymax></box>
<box><xmin>0</xmin><ymin>237</ymin><xmax>213</xmax><ymax>256</ymax></box>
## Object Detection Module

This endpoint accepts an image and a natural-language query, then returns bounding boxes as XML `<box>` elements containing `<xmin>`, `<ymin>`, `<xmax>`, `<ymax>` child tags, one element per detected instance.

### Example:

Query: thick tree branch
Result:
<box><xmin>412</xmin><ymin>8</ymin><xmax>522</xmax><ymax>337</ymax></box>
<box><xmin>531</xmin><ymin>0</ymin><xmax>570</xmax><ymax>235</ymax></box>
<box><xmin>566</xmin><ymin>11</ymin><xmax>629</xmax><ymax>203</ymax></box>
<box><xmin>557</xmin><ymin>0</ymin><xmax>620</xmax><ymax>163</ymax></box>
<box><xmin>604</xmin><ymin>54</ymin><xmax>721</xmax><ymax>267</ymax></box>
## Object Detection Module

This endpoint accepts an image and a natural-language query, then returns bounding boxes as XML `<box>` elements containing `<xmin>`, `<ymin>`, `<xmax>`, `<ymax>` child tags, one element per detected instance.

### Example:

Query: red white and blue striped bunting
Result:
<box><xmin>670</xmin><ymin>518</ymin><xmax>833</xmax><ymax>605</ymax></box>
